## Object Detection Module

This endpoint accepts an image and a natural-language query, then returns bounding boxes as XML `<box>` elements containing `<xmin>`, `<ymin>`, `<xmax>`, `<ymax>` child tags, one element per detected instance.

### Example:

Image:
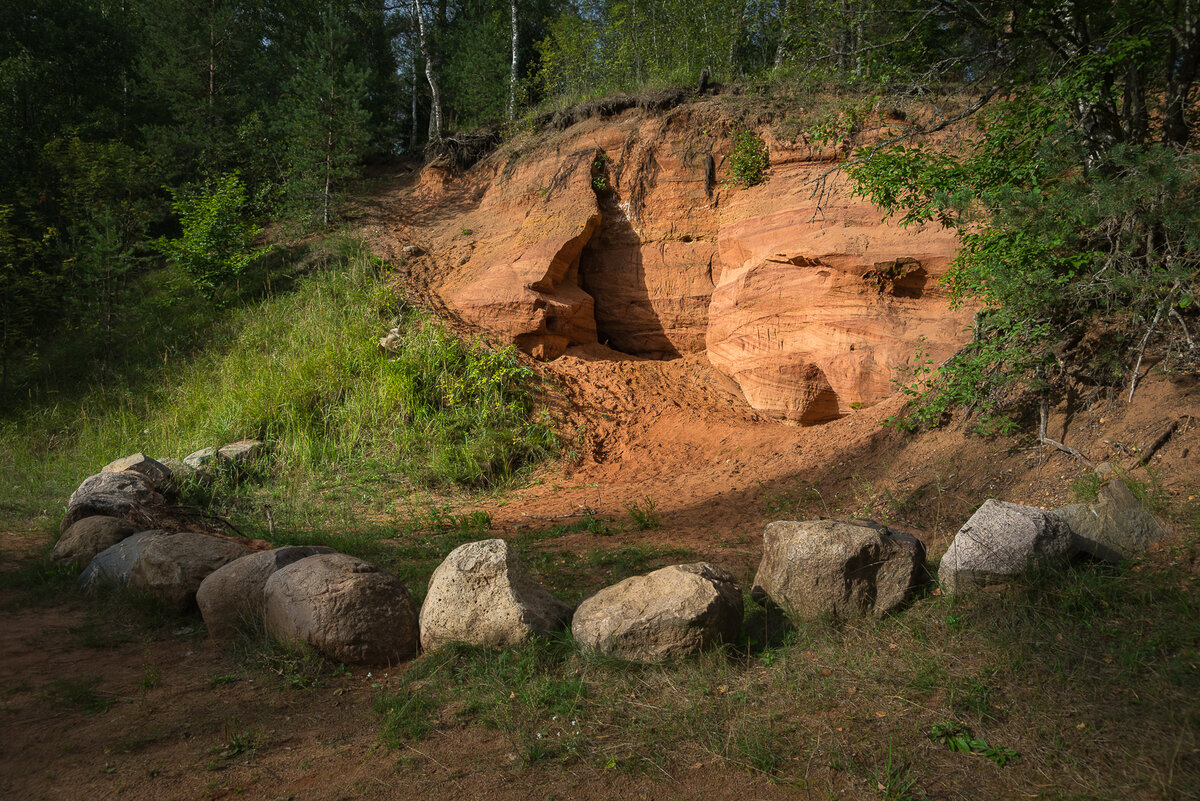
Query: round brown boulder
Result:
<box><xmin>128</xmin><ymin>532</ymin><xmax>254</xmax><ymax>611</ymax></box>
<box><xmin>53</xmin><ymin>516</ymin><xmax>138</xmax><ymax>566</ymax></box>
<box><xmin>571</xmin><ymin>563</ymin><xmax>743</xmax><ymax>663</ymax></box>
<box><xmin>262</xmin><ymin>553</ymin><xmax>419</xmax><ymax>665</ymax></box>
<box><xmin>197</xmin><ymin>546</ymin><xmax>336</xmax><ymax>640</ymax></box>
<box><xmin>751</xmin><ymin>519</ymin><xmax>927</xmax><ymax>619</ymax></box>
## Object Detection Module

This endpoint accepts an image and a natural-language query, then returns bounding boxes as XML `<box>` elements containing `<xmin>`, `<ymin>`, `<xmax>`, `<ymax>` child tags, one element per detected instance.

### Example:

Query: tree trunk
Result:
<box><xmin>1163</xmin><ymin>3</ymin><xmax>1198</xmax><ymax>147</ymax></box>
<box><xmin>208</xmin><ymin>0</ymin><xmax>216</xmax><ymax>108</ymax></box>
<box><xmin>773</xmin><ymin>0</ymin><xmax>791</xmax><ymax>70</ymax></box>
<box><xmin>413</xmin><ymin>0</ymin><xmax>442</xmax><ymax>140</ymax></box>
<box><xmin>1122</xmin><ymin>64</ymin><xmax>1148</xmax><ymax>145</ymax></box>
<box><xmin>508</xmin><ymin>0</ymin><xmax>518</xmax><ymax>121</ymax></box>
<box><xmin>411</xmin><ymin>36</ymin><xmax>420</xmax><ymax>148</ymax></box>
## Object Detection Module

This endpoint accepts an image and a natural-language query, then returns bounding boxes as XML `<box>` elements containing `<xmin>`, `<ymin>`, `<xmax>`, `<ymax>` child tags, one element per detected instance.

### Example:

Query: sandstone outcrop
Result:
<box><xmin>751</xmin><ymin>519</ymin><xmax>927</xmax><ymax>619</ymax></box>
<box><xmin>432</xmin><ymin>107</ymin><xmax>972</xmax><ymax>422</ymax></box>
<box><xmin>940</xmin><ymin>500</ymin><xmax>1075</xmax><ymax>594</ymax></box>
<box><xmin>263</xmin><ymin>553</ymin><xmax>419</xmax><ymax>665</ymax></box>
<box><xmin>1054</xmin><ymin>479</ymin><xmax>1167</xmax><ymax>563</ymax></box>
<box><xmin>571</xmin><ymin>562</ymin><xmax>742</xmax><ymax>662</ymax></box>
<box><xmin>53</xmin><ymin>516</ymin><xmax>138</xmax><ymax>566</ymax></box>
<box><xmin>197</xmin><ymin>545</ymin><xmax>337</xmax><ymax>639</ymax></box>
<box><xmin>444</xmin><ymin>148</ymin><xmax>601</xmax><ymax>360</ymax></box>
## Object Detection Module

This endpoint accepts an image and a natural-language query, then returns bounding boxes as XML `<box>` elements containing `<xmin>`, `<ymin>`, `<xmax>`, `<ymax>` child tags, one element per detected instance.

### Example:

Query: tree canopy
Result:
<box><xmin>1</xmin><ymin>0</ymin><xmax>1196</xmax><ymax>418</ymax></box>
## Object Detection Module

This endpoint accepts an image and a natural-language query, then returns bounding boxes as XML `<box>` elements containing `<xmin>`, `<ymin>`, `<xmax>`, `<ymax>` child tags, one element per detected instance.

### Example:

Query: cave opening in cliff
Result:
<box><xmin>576</xmin><ymin>196</ymin><xmax>684</xmax><ymax>361</ymax></box>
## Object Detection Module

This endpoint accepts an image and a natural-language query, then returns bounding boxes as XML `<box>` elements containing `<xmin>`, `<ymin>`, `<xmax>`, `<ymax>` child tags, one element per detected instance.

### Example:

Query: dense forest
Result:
<box><xmin>1</xmin><ymin>0</ymin><xmax>1197</xmax><ymax>417</ymax></box>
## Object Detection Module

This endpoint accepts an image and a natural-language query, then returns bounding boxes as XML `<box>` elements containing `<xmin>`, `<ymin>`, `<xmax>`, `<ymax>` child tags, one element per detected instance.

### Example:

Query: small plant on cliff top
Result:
<box><xmin>728</xmin><ymin>130</ymin><xmax>768</xmax><ymax>188</ymax></box>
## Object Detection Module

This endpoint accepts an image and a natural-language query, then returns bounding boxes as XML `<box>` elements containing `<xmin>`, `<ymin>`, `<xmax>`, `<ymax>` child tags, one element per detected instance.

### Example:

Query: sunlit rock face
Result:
<box><xmin>434</xmin><ymin>108</ymin><xmax>973</xmax><ymax>423</ymax></box>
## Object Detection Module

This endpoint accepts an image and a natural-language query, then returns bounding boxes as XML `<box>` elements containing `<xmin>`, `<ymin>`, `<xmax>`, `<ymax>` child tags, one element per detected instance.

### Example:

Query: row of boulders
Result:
<box><xmin>56</xmin><ymin>451</ymin><xmax>1167</xmax><ymax>667</ymax></box>
<box><xmin>58</xmin><ymin>443</ymin><xmax>265</xmax><ymax>535</ymax></box>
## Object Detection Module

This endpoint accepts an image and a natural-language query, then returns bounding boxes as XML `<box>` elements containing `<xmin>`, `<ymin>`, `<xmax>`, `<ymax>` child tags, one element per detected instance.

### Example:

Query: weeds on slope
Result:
<box><xmin>0</xmin><ymin>235</ymin><xmax>557</xmax><ymax>532</ymax></box>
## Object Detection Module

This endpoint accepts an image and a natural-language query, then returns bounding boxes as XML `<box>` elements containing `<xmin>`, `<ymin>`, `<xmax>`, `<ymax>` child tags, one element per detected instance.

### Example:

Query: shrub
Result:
<box><xmin>157</xmin><ymin>172</ymin><xmax>271</xmax><ymax>300</ymax></box>
<box><xmin>728</xmin><ymin>130</ymin><xmax>769</xmax><ymax>188</ymax></box>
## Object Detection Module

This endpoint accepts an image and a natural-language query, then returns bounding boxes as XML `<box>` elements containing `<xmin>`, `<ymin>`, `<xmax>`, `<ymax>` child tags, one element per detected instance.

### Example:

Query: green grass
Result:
<box><xmin>625</xmin><ymin>496</ymin><xmax>661</xmax><ymax>530</ymax></box>
<box><xmin>0</xmin><ymin>235</ymin><xmax>557</xmax><ymax>535</ymax></box>
<box><xmin>368</xmin><ymin>540</ymin><xmax>1199</xmax><ymax>797</ymax></box>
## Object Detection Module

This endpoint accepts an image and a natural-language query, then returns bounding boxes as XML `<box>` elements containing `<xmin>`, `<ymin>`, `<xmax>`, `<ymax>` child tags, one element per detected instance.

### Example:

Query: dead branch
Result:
<box><xmin>1038</xmin><ymin>397</ymin><xmax>1095</xmax><ymax>467</ymax></box>
<box><xmin>520</xmin><ymin>506</ymin><xmax>594</xmax><ymax>520</ymax></box>
<box><xmin>1127</xmin><ymin>302</ymin><xmax>1166</xmax><ymax>402</ymax></box>
<box><xmin>1139</xmin><ymin>418</ymin><xmax>1183</xmax><ymax>466</ymax></box>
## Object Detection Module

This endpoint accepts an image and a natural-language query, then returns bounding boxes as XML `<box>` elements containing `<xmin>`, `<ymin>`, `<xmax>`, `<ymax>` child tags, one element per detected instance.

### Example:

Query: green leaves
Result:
<box><xmin>727</xmin><ymin>130</ymin><xmax>769</xmax><ymax>188</ymax></box>
<box><xmin>156</xmin><ymin>172</ymin><xmax>270</xmax><ymax>301</ymax></box>
<box><xmin>929</xmin><ymin>722</ymin><xmax>1019</xmax><ymax>767</ymax></box>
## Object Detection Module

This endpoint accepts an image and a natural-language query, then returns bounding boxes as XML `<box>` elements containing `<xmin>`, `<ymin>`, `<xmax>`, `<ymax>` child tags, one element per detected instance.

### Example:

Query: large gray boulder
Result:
<box><xmin>62</xmin><ymin>471</ymin><xmax>164</xmax><ymax>532</ymax></box>
<box><xmin>1055</xmin><ymin>479</ymin><xmax>1167</xmax><ymax>563</ymax></box>
<box><xmin>79</xmin><ymin>530</ymin><xmax>171</xmax><ymax>591</ymax></box>
<box><xmin>128</xmin><ymin>532</ymin><xmax>254</xmax><ymax>611</ymax></box>
<box><xmin>419</xmin><ymin>539</ymin><xmax>571</xmax><ymax>652</ymax></box>
<box><xmin>263</xmin><ymin>553</ymin><xmax>419</xmax><ymax>665</ymax></box>
<box><xmin>101</xmin><ymin>453</ymin><xmax>172</xmax><ymax>492</ymax></box>
<box><xmin>197</xmin><ymin>546</ymin><xmax>336</xmax><ymax>639</ymax></box>
<box><xmin>751</xmin><ymin>519</ymin><xmax>927</xmax><ymax>619</ymax></box>
<box><xmin>571</xmin><ymin>563</ymin><xmax>743</xmax><ymax>663</ymax></box>
<box><xmin>940</xmin><ymin>499</ymin><xmax>1074</xmax><ymax>594</ymax></box>
<box><xmin>53</xmin><ymin>516</ymin><xmax>138</xmax><ymax>566</ymax></box>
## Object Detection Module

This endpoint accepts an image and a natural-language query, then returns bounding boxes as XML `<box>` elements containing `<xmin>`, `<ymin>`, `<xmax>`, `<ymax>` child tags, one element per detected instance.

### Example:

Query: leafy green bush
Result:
<box><xmin>157</xmin><ymin>172</ymin><xmax>271</xmax><ymax>300</ymax></box>
<box><xmin>728</xmin><ymin>130</ymin><xmax>769</xmax><ymax>188</ymax></box>
<box><xmin>850</xmin><ymin>82</ymin><xmax>1200</xmax><ymax>427</ymax></box>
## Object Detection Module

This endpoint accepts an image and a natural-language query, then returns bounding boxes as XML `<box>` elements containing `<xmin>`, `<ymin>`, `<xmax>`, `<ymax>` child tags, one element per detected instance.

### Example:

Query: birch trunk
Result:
<box><xmin>413</xmin><ymin>0</ymin><xmax>443</xmax><ymax>140</ymax></box>
<box><xmin>508</xmin><ymin>0</ymin><xmax>518</xmax><ymax>120</ymax></box>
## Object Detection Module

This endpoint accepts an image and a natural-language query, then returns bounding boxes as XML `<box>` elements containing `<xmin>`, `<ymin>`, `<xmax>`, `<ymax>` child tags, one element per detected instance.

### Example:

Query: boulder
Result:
<box><xmin>419</xmin><ymin>539</ymin><xmax>571</xmax><ymax>652</ymax></box>
<box><xmin>263</xmin><ymin>553</ymin><xmax>419</xmax><ymax>665</ymax></box>
<box><xmin>79</xmin><ymin>530</ymin><xmax>171</xmax><ymax>591</ymax></box>
<box><xmin>62</xmin><ymin>471</ymin><xmax>164</xmax><ymax>532</ymax></box>
<box><xmin>197</xmin><ymin>546</ymin><xmax>337</xmax><ymax>639</ymax></box>
<box><xmin>939</xmin><ymin>499</ymin><xmax>1074</xmax><ymax>594</ymax></box>
<box><xmin>157</xmin><ymin>456</ymin><xmax>206</xmax><ymax>491</ymax></box>
<box><xmin>1055</xmin><ymin>479</ymin><xmax>1167</xmax><ymax>563</ymax></box>
<box><xmin>217</xmin><ymin>439</ymin><xmax>265</xmax><ymax>464</ymax></box>
<box><xmin>183</xmin><ymin>447</ymin><xmax>218</xmax><ymax>470</ymax></box>
<box><xmin>101</xmin><ymin>453</ymin><xmax>172</xmax><ymax>491</ymax></box>
<box><xmin>571</xmin><ymin>563</ymin><xmax>743</xmax><ymax>663</ymax></box>
<box><xmin>751</xmin><ymin>519</ymin><xmax>927</xmax><ymax>619</ymax></box>
<box><xmin>52</xmin><ymin>516</ymin><xmax>138</xmax><ymax>566</ymax></box>
<box><xmin>128</xmin><ymin>532</ymin><xmax>254</xmax><ymax>611</ymax></box>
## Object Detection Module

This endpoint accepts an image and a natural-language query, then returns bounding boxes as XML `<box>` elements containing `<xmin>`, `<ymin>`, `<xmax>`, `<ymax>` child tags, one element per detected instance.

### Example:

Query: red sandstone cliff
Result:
<box><xmin>411</xmin><ymin>103</ymin><xmax>974</xmax><ymax>425</ymax></box>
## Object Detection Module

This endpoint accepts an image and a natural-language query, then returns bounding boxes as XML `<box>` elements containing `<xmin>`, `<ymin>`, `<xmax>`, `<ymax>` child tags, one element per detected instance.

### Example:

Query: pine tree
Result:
<box><xmin>279</xmin><ymin>4</ymin><xmax>370</xmax><ymax>229</ymax></box>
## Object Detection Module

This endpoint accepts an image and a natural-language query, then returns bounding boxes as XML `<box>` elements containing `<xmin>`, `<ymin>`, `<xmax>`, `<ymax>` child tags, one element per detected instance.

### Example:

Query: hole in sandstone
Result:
<box><xmin>863</xmin><ymin>258</ymin><xmax>928</xmax><ymax>299</ymax></box>
<box><xmin>892</xmin><ymin>265</ymin><xmax>928</xmax><ymax>298</ymax></box>
<box><xmin>578</xmin><ymin>195</ymin><xmax>682</xmax><ymax>360</ymax></box>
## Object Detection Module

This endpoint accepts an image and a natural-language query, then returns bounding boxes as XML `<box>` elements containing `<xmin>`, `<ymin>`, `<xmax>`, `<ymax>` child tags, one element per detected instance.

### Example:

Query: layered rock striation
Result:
<box><xmin>434</xmin><ymin>106</ymin><xmax>974</xmax><ymax>423</ymax></box>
